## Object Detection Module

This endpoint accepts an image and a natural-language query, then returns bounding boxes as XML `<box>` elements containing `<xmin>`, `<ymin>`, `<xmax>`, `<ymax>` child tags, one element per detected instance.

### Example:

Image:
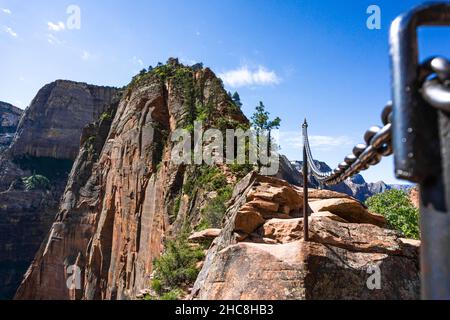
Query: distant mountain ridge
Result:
<box><xmin>285</xmin><ymin>159</ymin><xmax>411</xmax><ymax>202</ymax></box>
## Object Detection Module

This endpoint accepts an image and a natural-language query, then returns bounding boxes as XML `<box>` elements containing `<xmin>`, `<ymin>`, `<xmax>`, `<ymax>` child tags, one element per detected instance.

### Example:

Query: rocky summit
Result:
<box><xmin>10</xmin><ymin>80</ymin><xmax>118</xmax><ymax>160</ymax></box>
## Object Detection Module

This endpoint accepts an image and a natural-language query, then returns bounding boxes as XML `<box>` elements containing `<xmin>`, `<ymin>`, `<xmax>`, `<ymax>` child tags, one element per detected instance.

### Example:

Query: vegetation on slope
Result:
<box><xmin>366</xmin><ymin>189</ymin><xmax>420</xmax><ymax>239</ymax></box>
<box><xmin>22</xmin><ymin>174</ymin><xmax>51</xmax><ymax>191</ymax></box>
<box><xmin>144</xmin><ymin>232</ymin><xmax>205</xmax><ymax>300</ymax></box>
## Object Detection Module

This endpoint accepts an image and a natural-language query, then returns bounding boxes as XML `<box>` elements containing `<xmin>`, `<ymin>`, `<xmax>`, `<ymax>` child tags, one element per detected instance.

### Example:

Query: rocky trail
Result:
<box><xmin>189</xmin><ymin>173</ymin><xmax>420</xmax><ymax>300</ymax></box>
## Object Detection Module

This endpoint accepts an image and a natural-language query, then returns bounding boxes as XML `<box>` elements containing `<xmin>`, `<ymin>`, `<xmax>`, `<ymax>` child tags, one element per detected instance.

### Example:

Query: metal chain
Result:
<box><xmin>421</xmin><ymin>57</ymin><xmax>450</xmax><ymax>113</ymax></box>
<box><xmin>302</xmin><ymin>56</ymin><xmax>450</xmax><ymax>187</ymax></box>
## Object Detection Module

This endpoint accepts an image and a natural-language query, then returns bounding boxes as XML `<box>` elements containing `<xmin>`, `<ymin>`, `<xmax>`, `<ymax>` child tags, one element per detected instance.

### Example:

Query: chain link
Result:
<box><xmin>421</xmin><ymin>57</ymin><xmax>450</xmax><ymax>112</ymax></box>
<box><xmin>301</xmin><ymin>56</ymin><xmax>449</xmax><ymax>187</ymax></box>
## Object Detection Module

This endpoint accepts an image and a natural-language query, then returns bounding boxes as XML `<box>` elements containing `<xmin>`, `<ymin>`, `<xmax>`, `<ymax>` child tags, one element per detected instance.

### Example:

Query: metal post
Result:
<box><xmin>302</xmin><ymin>120</ymin><xmax>309</xmax><ymax>242</ymax></box>
<box><xmin>389</xmin><ymin>2</ymin><xmax>450</xmax><ymax>299</ymax></box>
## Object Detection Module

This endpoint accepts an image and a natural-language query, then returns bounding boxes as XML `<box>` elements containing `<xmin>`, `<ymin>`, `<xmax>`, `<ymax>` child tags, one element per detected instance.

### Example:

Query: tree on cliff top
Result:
<box><xmin>251</xmin><ymin>101</ymin><xmax>281</xmax><ymax>133</ymax></box>
<box><xmin>251</xmin><ymin>101</ymin><xmax>281</xmax><ymax>171</ymax></box>
<box><xmin>232</xmin><ymin>92</ymin><xmax>243</xmax><ymax>109</ymax></box>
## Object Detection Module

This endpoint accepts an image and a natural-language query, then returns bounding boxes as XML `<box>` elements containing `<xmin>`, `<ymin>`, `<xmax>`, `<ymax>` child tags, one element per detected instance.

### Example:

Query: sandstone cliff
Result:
<box><xmin>10</xmin><ymin>80</ymin><xmax>117</xmax><ymax>160</ymax></box>
<box><xmin>0</xmin><ymin>102</ymin><xmax>22</xmax><ymax>152</ymax></box>
<box><xmin>0</xmin><ymin>81</ymin><xmax>118</xmax><ymax>299</ymax></box>
<box><xmin>15</xmin><ymin>59</ymin><xmax>249</xmax><ymax>300</ymax></box>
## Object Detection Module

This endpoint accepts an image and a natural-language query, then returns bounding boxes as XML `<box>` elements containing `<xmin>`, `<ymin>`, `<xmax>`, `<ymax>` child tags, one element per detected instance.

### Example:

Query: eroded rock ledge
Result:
<box><xmin>191</xmin><ymin>173</ymin><xmax>420</xmax><ymax>300</ymax></box>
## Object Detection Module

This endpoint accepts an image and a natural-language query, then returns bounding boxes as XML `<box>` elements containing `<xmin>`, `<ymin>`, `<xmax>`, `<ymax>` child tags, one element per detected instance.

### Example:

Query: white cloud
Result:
<box><xmin>1</xmin><ymin>8</ymin><xmax>12</xmax><ymax>14</ymax></box>
<box><xmin>132</xmin><ymin>56</ymin><xmax>144</xmax><ymax>68</ymax></box>
<box><xmin>308</xmin><ymin>135</ymin><xmax>354</xmax><ymax>149</ymax></box>
<box><xmin>47</xmin><ymin>21</ymin><xmax>66</xmax><ymax>31</ymax></box>
<box><xmin>81</xmin><ymin>50</ymin><xmax>92</xmax><ymax>61</ymax></box>
<box><xmin>180</xmin><ymin>57</ymin><xmax>198</xmax><ymax>65</ymax></box>
<box><xmin>3</xmin><ymin>26</ymin><xmax>17</xmax><ymax>38</ymax></box>
<box><xmin>279</xmin><ymin>131</ymin><xmax>354</xmax><ymax>151</ymax></box>
<box><xmin>47</xmin><ymin>33</ymin><xmax>63</xmax><ymax>45</ymax></box>
<box><xmin>219</xmin><ymin>65</ymin><xmax>281</xmax><ymax>87</ymax></box>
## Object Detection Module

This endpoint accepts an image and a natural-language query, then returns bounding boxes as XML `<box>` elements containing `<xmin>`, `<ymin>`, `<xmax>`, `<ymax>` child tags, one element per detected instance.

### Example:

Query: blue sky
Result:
<box><xmin>1</xmin><ymin>0</ymin><xmax>449</xmax><ymax>184</ymax></box>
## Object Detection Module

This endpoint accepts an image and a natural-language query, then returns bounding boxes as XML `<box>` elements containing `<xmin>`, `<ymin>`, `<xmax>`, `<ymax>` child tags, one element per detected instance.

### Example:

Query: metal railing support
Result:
<box><xmin>303</xmin><ymin>120</ymin><xmax>309</xmax><ymax>241</ymax></box>
<box><xmin>389</xmin><ymin>2</ymin><xmax>450</xmax><ymax>300</ymax></box>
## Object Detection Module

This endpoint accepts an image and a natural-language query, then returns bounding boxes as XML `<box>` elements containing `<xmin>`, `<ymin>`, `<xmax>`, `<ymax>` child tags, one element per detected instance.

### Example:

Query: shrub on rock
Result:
<box><xmin>366</xmin><ymin>189</ymin><xmax>419</xmax><ymax>239</ymax></box>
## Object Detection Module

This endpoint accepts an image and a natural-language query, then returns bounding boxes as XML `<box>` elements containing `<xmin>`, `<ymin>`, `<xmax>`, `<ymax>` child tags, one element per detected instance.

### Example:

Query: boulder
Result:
<box><xmin>310</xmin><ymin>211</ymin><xmax>348</xmax><ymax>222</ymax></box>
<box><xmin>192</xmin><ymin>240</ymin><xmax>419</xmax><ymax>300</ymax></box>
<box><xmin>259</xmin><ymin>215</ymin><xmax>402</xmax><ymax>254</ymax></box>
<box><xmin>234</xmin><ymin>209</ymin><xmax>265</xmax><ymax>234</ymax></box>
<box><xmin>306</xmin><ymin>188</ymin><xmax>351</xmax><ymax>200</ymax></box>
<box><xmin>309</xmin><ymin>198</ymin><xmax>386</xmax><ymax>227</ymax></box>
<box><xmin>189</xmin><ymin>229</ymin><xmax>221</xmax><ymax>243</ymax></box>
<box><xmin>259</xmin><ymin>218</ymin><xmax>303</xmax><ymax>244</ymax></box>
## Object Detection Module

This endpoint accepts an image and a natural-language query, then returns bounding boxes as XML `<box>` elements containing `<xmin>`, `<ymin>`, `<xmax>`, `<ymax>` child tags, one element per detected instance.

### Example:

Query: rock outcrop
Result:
<box><xmin>0</xmin><ymin>102</ymin><xmax>22</xmax><ymax>152</ymax></box>
<box><xmin>275</xmin><ymin>155</ymin><xmax>301</xmax><ymax>186</ymax></box>
<box><xmin>409</xmin><ymin>187</ymin><xmax>420</xmax><ymax>209</ymax></box>
<box><xmin>191</xmin><ymin>173</ymin><xmax>420</xmax><ymax>300</ymax></box>
<box><xmin>10</xmin><ymin>80</ymin><xmax>117</xmax><ymax>160</ymax></box>
<box><xmin>15</xmin><ymin>60</ymin><xmax>249</xmax><ymax>300</ymax></box>
<box><xmin>0</xmin><ymin>81</ymin><xmax>118</xmax><ymax>299</ymax></box>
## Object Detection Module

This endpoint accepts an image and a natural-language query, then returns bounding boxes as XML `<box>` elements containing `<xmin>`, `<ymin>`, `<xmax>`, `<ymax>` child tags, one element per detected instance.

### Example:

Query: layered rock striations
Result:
<box><xmin>10</xmin><ymin>80</ymin><xmax>117</xmax><ymax>160</ymax></box>
<box><xmin>15</xmin><ymin>60</ymin><xmax>249</xmax><ymax>300</ymax></box>
<box><xmin>0</xmin><ymin>81</ymin><xmax>118</xmax><ymax>299</ymax></box>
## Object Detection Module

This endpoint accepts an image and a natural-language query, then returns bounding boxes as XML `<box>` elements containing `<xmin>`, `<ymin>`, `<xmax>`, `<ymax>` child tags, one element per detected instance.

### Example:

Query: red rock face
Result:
<box><xmin>409</xmin><ymin>186</ymin><xmax>420</xmax><ymax>209</ymax></box>
<box><xmin>15</xmin><ymin>63</ymin><xmax>248</xmax><ymax>300</ymax></box>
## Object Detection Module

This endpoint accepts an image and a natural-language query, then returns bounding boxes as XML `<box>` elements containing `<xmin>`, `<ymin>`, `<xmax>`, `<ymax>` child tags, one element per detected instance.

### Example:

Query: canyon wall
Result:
<box><xmin>10</xmin><ymin>80</ymin><xmax>117</xmax><ymax>160</ymax></box>
<box><xmin>0</xmin><ymin>81</ymin><xmax>118</xmax><ymax>299</ymax></box>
